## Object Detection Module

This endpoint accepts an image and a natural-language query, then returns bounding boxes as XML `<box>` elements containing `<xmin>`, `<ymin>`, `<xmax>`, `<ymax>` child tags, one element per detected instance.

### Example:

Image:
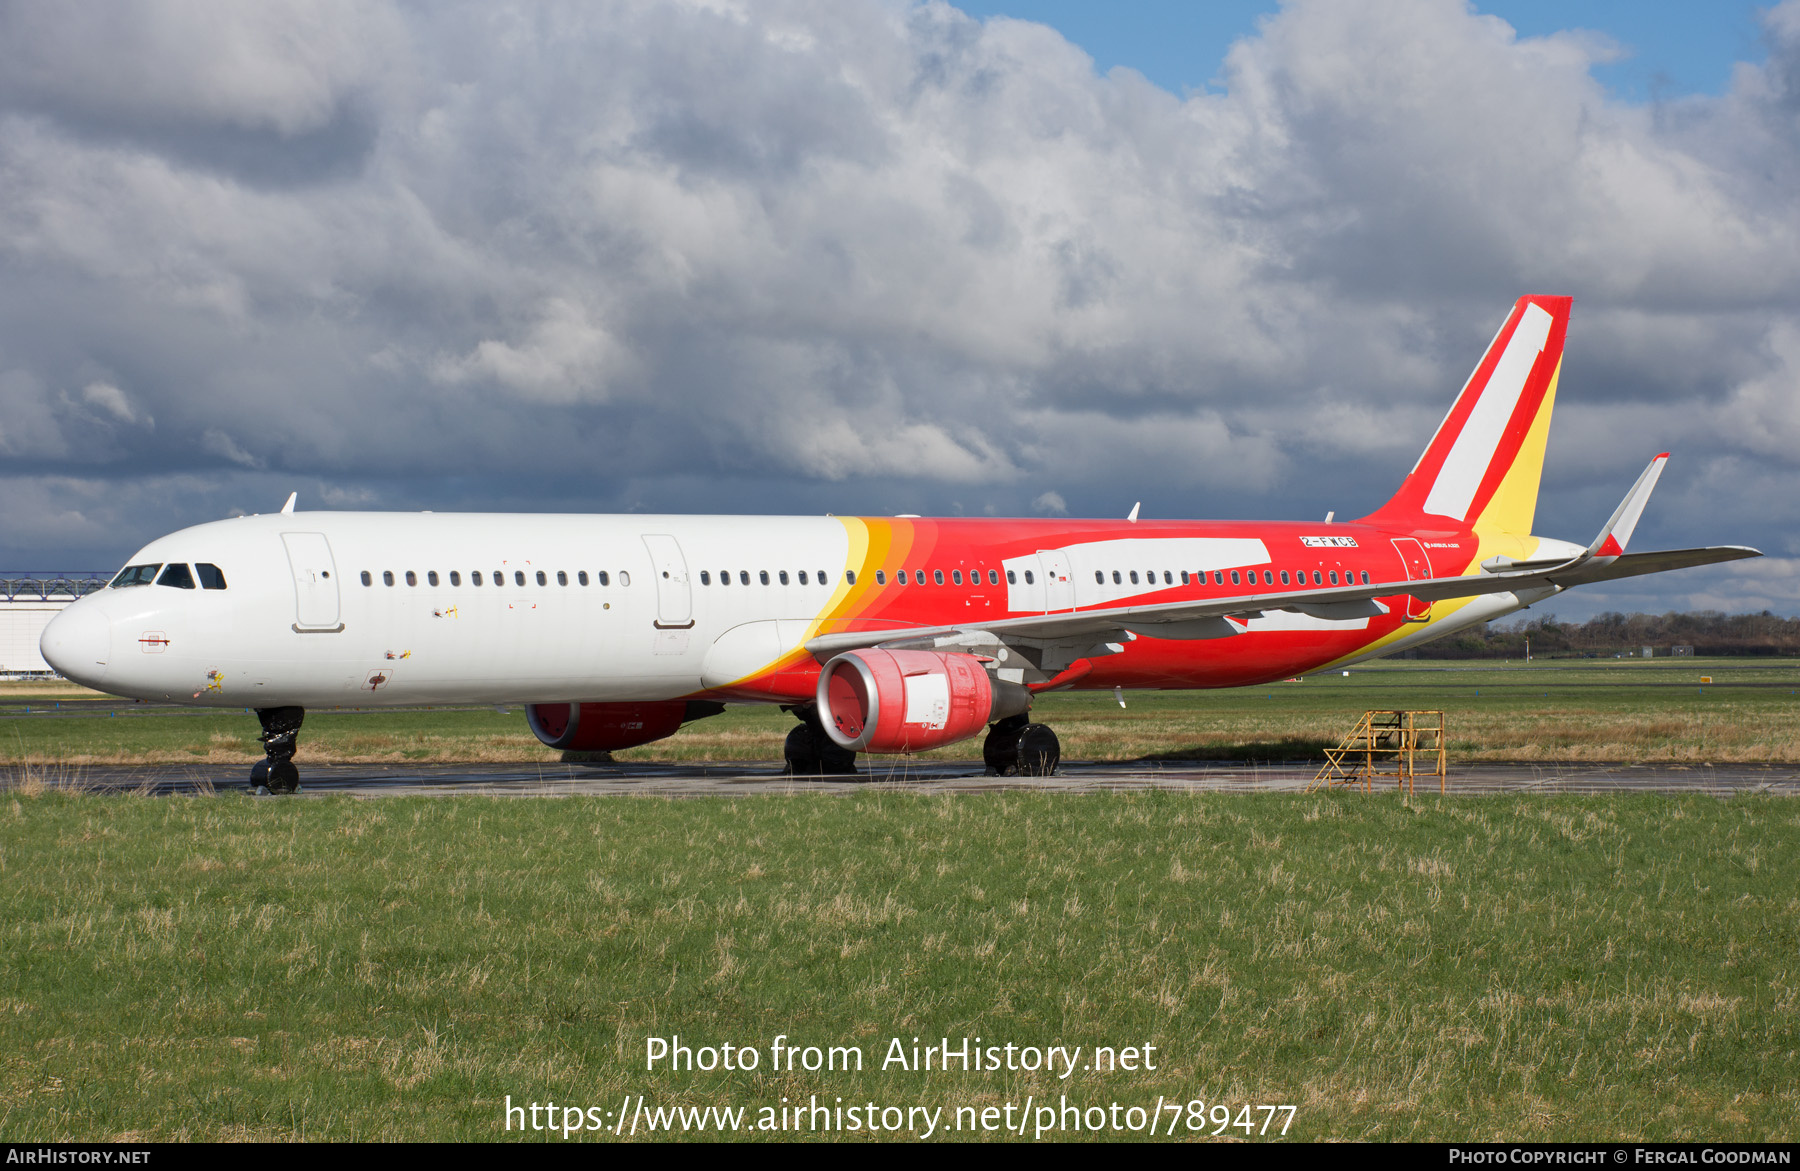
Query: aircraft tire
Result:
<box><xmin>265</xmin><ymin>760</ymin><xmax>300</xmax><ymax>794</ymax></box>
<box><xmin>783</xmin><ymin>723</ymin><xmax>823</xmax><ymax>776</ymax></box>
<box><xmin>983</xmin><ymin>714</ymin><xmax>1030</xmax><ymax>776</ymax></box>
<box><xmin>1016</xmin><ymin>724</ymin><xmax>1060</xmax><ymax>777</ymax></box>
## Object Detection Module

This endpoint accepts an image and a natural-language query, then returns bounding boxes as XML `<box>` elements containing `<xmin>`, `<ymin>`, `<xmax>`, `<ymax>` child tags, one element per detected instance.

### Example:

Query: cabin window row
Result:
<box><xmin>359</xmin><ymin>569</ymin><xmax>633</xmax><ymax>588</ymax></box>
<box><xmin>1093</xmin><ymin>568</ymin><xmax>1372</xmax><ymax>587</ymax></box>
<box><xmin>700</xmin><ymin>569</ymin><xmax>847</xmax><ymax>586</ymax></box>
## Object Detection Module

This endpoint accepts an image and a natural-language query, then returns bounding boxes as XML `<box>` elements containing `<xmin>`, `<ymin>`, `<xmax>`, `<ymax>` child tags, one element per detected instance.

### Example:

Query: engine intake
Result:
<box><xmin>526</xmin><ymin>700</ymin><xmax>721</xmax><ymax>752</ymax></box>
<box><xmin>816</xmin><ymin>649</ymin><xmax>1030</xmax><ymax>753</ymax></box>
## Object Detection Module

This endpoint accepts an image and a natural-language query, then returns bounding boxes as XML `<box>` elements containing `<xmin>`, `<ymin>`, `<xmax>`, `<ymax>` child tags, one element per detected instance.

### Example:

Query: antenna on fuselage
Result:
<box><xmin>280</xmin><ymin>492</ymin><xmax>297</xmax><ymax>515</ymax></box>
<box><xmin>1127</xmin><ymin>502</ymin><xmax>1140</xmax><ymax>522</ymax></box>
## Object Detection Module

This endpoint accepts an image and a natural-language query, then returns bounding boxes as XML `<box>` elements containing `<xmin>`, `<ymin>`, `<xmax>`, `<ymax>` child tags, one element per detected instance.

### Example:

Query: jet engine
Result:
<box><xmin>526</xmin><ymin>700</ymin><xmax>719</xmax><ymax>752</ymax></box>
<box><xmin>816</xmin><ymin>648</ymin><xmax>1030</xmax><ymax>753</ymax></box>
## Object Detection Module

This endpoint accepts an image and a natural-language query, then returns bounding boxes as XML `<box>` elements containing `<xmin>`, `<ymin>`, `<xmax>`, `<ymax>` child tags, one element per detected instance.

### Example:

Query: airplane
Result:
<box><xmin>40</xmin><ymin>295</ymin><xmax>1759</xmax><ymax>792</ymax></box>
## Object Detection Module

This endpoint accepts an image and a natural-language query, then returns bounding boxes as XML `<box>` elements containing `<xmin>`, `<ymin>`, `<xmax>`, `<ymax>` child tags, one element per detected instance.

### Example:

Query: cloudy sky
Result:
<box><xmin>1</xmin><ymin>0</ymin><xmax>1796</xmax><ymax>620</ymax></box>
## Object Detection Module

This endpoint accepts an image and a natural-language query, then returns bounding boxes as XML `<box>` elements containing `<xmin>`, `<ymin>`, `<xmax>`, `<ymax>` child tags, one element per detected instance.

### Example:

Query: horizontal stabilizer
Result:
<box><xmin>1554</xmin><ymin>545</ymin><xmax>1762</xmax><ymax>587</ymax></box>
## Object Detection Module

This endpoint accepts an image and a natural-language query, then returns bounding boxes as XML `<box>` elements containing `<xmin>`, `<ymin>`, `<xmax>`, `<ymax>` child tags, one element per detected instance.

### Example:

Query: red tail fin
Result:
<box><xmin>1361</xmin><ymin>295</ymin><xmax>1571</xmax><ymax>534</ymax></box>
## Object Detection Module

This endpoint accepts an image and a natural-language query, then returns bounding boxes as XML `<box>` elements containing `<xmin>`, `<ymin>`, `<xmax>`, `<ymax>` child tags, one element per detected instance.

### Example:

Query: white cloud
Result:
<box><xmin>0</xmin><ymin>0</ymin><xmax>1797</xmax><ymax>615</ymax></box>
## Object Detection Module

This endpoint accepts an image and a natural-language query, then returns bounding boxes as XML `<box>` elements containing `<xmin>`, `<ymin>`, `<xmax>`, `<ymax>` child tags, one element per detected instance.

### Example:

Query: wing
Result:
<box><xmin>804</xmin><ymin>455</ymin><xmax>1759</xmax><ymax>669</ymax></box>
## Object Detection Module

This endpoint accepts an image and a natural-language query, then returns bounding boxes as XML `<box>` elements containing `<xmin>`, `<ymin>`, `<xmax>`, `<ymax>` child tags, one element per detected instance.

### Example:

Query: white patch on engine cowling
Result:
<box><xmin>903</xmin><ymin>671</ymin><xmax>949</xmax><ymax>728</ymax></box>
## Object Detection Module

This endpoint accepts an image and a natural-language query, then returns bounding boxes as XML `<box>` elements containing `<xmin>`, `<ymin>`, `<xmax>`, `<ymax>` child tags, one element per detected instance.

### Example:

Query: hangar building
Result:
<box><xmin>1</xmin><ymin>574</ymin><xmax>109</xmax><ymax>675</ymax></box>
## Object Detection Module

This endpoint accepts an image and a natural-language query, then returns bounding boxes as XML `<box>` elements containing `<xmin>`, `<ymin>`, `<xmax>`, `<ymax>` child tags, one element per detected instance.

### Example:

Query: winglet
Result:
<box><xmin>1586</xmin><ymin>454</ymin><xmax>1668</xmax><ymax>559</ymax></box>
<box><xmin>280</xmin><ymin>491</ymin><xmax>297</xmax><ymax>515</ymax></box>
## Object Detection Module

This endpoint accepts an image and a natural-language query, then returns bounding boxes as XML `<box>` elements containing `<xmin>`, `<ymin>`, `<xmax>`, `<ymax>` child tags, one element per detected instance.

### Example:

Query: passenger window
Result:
<box><xmin>1361</xmin><ymin>571</ymin><xmax>1370</xmax><ymax>584</ymax></box>
<box><xmin>1230</xmin><ymin>570</ymin><xmax>1240</xmax><ymax>585</ymax></box>
<box><xmin>1129</xmin><ymin>571</ymin><xmax>1139</xmax><ymax>584</ymax></box>
<box><xmin>798</xmin><ymin>570</ymin><xmax>808</xmax><ymax>585</ymax></box>
<box><xmin>1112</xmin><ymin>570</ymin><xmax>1122</xmax><ymax>584</ymax></box>
<box><xmin>1280</xmin><ymin>570</ymin><xmax>1290</xmax><ymax>585</ymax></box>
<box><xmin>739</xmin><ymin>571</ymin><xmax>749</xmax><ymax>586</ymax></box>
<box><xmin>718</xmin><ymin>570</ymin><xmax>728</xmax><ymax>586</ymax></box>
<box><xmin>557</xmin><ymin>571</ymin><xmax>568</xmax><ymax>586</ymax></box>
<box><xmin>760</xmin><ymin>570</ymin><xmax>770</xmax><ymax>585</ymax></box>
<box><xmin>361</xmin><ymin>570</ymin><xmax>373</xmax><ymax>587</ymax></box>
<box><xmin>195</xmin><ymin>563</ymin><xmax>227</xmax><ymax>590</ymax></box>
<box><xmin>599</xmin><ymin>571</ymin><xmax>611</xmax><ymax>586</ymax></box>
<box><xmin>1330</xmin><ymin>570</ymin><xmax>1339</xmax><ymax>584</ymax></box>
<box><xmin>874</xmin><ymin>571</ymin><xmax>883</xmax><ymax>585</ymax></box>
<box><xmin>404</xmin><ymin>571</ymin><xmax>416</xmax><ymax>586</ymax></box>
<box><xmin>619</xmin><ymin>571</ymin><xmax>630</xmax><ymax>586</ymax></box>
<box><xmin>1213</xmin><ymin>571</ymin><xmax>1223</xmax><ymax>585</ymax></box>
<box><xmin>988</xmin><ymin>570</ymin><xmax>998</xmax><ymax>585</ymax></box>
<box><xmin>535</xmin><ymin>570</ymin><xmax>546</xmax><ymax>586</ymax></box>
<box><xmin>451</xmin><ymin>571</ymin><xmax>462</xmax><ymax>586</ymax></box>
<box><xmin>782</xmin><ymin>570</ymin><xmax>791</xmax><ymax>585</ymax></box>
<box><xmin>110</xmin><ymin>564</ymin><xmax>162</xmax><ymax>588</ymax></box>
<box><xmin>577</xmin><ymin>571</ymin><xmax>587</xmax><ymax>586</ymax></box>
<box><xmin>952</xmin><ymin>570</ymin><xmax>962</xmax><ymax>585</ymax></box>
<box><xmin>1180</xmin><ymin>571</ymin><xmax>1189</xmax><ymax>585</ymax></box>
<box><xmin>514</xmin><ymin>571</ymin><xmax>525</xmax><ymax>587</ymax></box>
<box><xmin>933</xmin><ymin>570</ymin><xmax>944</xmax><ymax>585</ymax></box>
<box><xmin>846</xmin><ymin>571</ymin><xmax>856</xmax><ymax>585</ymax></box>
<box><xmin>1264</xmin><ymin>571</ymin><xmax>1273</xmax><ymax>585</ymax></box>
<box><xmin>1312</xmin><ymin>571</ymin><xmax>1322</xmax><ymax>584</ymax></box>
<box><xmin>472</xmin><ymin>571</ymin><xmax>483</xmax><ymax>586</ymax></box>
<box><xmin>493</xmin><ymin>569</ymin><xmax>503</xmax><ymax>585</ymax></box>
<box><xmin>701</xmin><ymin>571</ymin><xmax>711</xmax><ymax>585</ymax></box>
<box><xmin>1095</xmin><ymin>571</ymin><xmax>1104</xmax><ymax>584</ymax></box>
<box><xmin>427</xmin><ymin>570</ymin><xmax>439</xmax><ymax>586</ymax></box>
<box><xmin>1024</xmin><ymin>570</ymin><xmax>1034</xmax><ymax>584</ymax></box>
<box><xmin>818</xmin><ymin>570</ymin><xmax>827</xmax><ymax>585</ymax></box>
<box><xmin>384</xmin><ymin>571</ymin><xmax>395</xmax><ymax>586</ymax></box>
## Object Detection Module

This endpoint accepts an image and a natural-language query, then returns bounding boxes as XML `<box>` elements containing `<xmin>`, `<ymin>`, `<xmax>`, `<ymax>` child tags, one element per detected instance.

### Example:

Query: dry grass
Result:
<box><xmin>6</xmin><ymin>660</ymin><xmax>1800</xmax><ymax>765</ymax></box>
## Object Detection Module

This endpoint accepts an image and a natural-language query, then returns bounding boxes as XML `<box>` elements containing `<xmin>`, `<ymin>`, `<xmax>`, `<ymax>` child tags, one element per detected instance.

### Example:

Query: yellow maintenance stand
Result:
<box><xmin>1309</xmin><ymin>710</ymin><xmax>1447</xmax><ymax>795</ymax></box>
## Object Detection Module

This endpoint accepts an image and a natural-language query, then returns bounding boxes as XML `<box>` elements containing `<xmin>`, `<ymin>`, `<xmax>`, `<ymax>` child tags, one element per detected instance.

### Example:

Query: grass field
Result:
<box><xmin>5</xmin><ymin>659</ymin><xmax>1800</xmax><ymax>766</ymax></box>
<box><xmin>0</xmin><ymin>789</ymin><xmax>1794</xmax><ymax>1141</ymax></box>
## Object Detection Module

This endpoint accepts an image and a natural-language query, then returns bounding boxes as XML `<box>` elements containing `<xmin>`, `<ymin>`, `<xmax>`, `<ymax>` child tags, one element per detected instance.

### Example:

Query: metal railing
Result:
<box><xmin>0</xmin><ymin>573</ymin><xmax>112</xmax><ymax>602</ymax></box>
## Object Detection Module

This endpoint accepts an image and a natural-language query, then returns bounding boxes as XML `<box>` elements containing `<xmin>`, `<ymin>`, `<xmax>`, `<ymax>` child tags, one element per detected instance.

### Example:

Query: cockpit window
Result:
<box><xmin>195</xmin><ymin>563</ymin><xmax>227</xmax><ymax>590</ymax></box>
<box><xmin>110</xmin><ymin>564</ymin><xmax>162</xmax><ymax>588</ymax></box>
<box><xmin>156</xmin><ymin>563</ymin><xmax>196</xmax><ymax>589</ymax></box>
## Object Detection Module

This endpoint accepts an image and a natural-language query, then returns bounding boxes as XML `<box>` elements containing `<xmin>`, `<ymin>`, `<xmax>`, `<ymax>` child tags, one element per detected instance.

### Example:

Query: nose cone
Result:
<box><xmin>41</xmin><ymin>601</ymin><xmax>111</xmax><ymax>686</ymax></box>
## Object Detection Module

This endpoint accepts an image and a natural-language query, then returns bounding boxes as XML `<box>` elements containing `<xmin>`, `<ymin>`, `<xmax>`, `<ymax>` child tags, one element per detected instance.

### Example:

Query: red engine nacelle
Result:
<box><xmin>525</xmin><ymin>701</ymin><xmax>690</xmax><ymax>752</ymax></box>
<box><xmin>816</xmin><ymin>649</ymin><xmax>1029</xmax><ymax>753</ymax></box>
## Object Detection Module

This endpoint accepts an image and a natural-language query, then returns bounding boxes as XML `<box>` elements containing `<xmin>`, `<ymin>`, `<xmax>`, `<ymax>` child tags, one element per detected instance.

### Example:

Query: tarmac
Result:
<box><xmin>8</xmin><ymin>758</ymin><xmax>1797</xmax><ymax>798</ymax></box>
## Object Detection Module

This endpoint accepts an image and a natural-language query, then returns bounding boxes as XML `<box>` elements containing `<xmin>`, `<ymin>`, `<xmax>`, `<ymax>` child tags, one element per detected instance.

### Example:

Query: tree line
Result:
<box><xmin>1413</xmin><ymin>611</ymin><xmax>1800</xmax><ymax>659</ymax></box>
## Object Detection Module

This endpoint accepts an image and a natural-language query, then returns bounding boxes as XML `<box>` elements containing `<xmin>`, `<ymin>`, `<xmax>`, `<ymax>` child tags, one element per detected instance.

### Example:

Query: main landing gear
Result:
<box><xmin>782</xmin><ymin>705</ymin><xmax>858</xmax><ymax>776</ymax></box>
<box><xmin>250</xmin><ymin>706</ymin><xmax>305</xmax><ymax>794</ymax></box>
<box><xmin>983</xmin><ymin>712</ymin><xmax>1061</xmax><ymax>777</ymax></box>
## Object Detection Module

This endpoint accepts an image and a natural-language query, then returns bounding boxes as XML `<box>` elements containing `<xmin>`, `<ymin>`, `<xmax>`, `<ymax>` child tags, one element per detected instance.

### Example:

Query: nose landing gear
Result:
<box><xmin>250</xmin><ymin>706</ymin><xmax>305</xmax><ymax>794</ymax></box>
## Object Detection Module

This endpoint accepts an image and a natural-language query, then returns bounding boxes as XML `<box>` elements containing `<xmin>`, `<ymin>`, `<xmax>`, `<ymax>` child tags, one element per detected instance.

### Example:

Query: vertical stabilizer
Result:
<box><xmin>1361</xmin><ymin>295</ymin><xmax>1571</xmax><ymax>536</ymax></box>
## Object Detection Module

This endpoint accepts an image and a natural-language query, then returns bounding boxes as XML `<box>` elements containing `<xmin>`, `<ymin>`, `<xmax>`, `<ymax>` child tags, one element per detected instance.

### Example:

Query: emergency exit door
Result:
<box><xmin>641</xmin><ymin>534</ymin><xmax>694</xmax><ymax>629</ymax></box>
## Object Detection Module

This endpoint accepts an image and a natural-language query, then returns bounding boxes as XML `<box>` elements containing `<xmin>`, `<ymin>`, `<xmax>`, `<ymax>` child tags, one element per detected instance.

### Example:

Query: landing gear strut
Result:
<box><xmin>782</xmin><ymin>704</ymin><xmax>858</xmax><ymax>776</ymax></box>
<box><xmin>250</xmin><ymin>706</ymin><xmax>305</xmax><ymax>794</ymax></box>
<box><xmin>983</xmin><ymin>713</ymin><xmax>1060</xmax><ymax>777</ymax></box>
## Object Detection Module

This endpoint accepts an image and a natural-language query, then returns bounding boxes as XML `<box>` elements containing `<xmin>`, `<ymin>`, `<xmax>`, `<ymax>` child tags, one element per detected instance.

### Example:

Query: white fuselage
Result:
<box><xmin>43</xmin><ymin>512</ymin><xmax>863</xmax><ymax>707</ymax></box>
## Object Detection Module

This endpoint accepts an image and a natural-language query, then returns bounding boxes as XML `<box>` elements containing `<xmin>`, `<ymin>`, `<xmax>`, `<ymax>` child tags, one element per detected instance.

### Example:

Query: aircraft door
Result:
<box><xmin>641</xmin><ymin>534</ymin><xmax>694</xmax><ymax>629</ymax></box>
<box><xmin>1036</xmin><ymin>550</ymin><xmax>1075</xmax><ymax>613</ymax></box>
<box><xmin>281</xmin><ymin>532</ymin><xmax>343</xmax><ymax>631</ymax></box>
<box><xmin>1391</xmin><ymin>538</ymin><xmax>1433</xmax><ymax>622</ymax></box>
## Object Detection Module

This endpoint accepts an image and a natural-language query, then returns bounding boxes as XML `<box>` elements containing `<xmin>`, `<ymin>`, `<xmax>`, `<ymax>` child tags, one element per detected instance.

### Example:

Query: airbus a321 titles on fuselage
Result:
<box><xmin>40</xmin><ymin>297</ymin><xmax>1760</xmax><ymax>791</ymax></box>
